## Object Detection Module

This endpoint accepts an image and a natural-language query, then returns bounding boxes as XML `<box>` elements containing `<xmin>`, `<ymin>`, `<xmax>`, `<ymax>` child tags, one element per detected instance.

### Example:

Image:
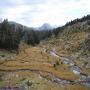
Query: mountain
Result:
<box><xmin>8</xmin><ymin>22</ymin><xmax>54</xmax><ymax>31</ymax></box>
<box><xmin>38</xmin><ymin>23</ymin><xmax>53</xmax><ymax>30</ymax></box>
<box><xmin>8</xmin><ymin>21</ymin><xmax>35</xmax><ymax>31</ymax></box>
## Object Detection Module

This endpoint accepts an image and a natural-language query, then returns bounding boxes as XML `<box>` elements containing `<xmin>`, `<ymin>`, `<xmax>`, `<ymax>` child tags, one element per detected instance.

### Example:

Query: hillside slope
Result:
<box><xmin>39</xmin><ymin>16</ymin><xmax>90</xmax><ymax>79</ymax></box>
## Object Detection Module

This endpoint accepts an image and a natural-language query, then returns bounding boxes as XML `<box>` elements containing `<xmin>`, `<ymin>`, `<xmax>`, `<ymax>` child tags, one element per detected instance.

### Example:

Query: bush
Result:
<box><xmin>1</xmin><ymin>55</ymin><xmax>5</xmax><ymax>57</ymax></box>
<box><xmin>56</xmin><ymin>61</ymin><xmax>60</xmax><ymax>66</ymax></box>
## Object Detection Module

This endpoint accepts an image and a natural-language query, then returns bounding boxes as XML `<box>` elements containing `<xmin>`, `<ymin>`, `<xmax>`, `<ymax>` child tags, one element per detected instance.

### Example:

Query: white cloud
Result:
<box><xmin>0</xmin><ymin>0</ymin><xmax>90</xmax><ymax>27</ymax></box>
<box><xmin>28</xmin><ymin>0</ymin><xmax>90</xmax><ymax>27</ymax></box>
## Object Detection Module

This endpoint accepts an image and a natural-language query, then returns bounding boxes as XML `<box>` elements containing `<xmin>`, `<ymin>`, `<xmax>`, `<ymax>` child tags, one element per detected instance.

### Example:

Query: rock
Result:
<box><xmin>19</xmin><ymin>86</ymin><xmax>26</xmax><ymax>90</ymax></box>
<box><xmin>50</xmin><ymin>51</ymin><xmax>59</xmax><ymax>57</ymax></box>
<box><xmin>63</xmin><ymin>59</ymin><xmax>74</xmax><ymax>66</ymax></box>
<box><xmin>86</xmin><ymin>63</ymin><xmax>90</xmax><ymax>69</ymax></box>
<box><xmin>71</xmin><ymin>66</ymin><xmax>81</xmax><ymax>75</ymax></box>
<box><xmin>63</xmin><ymin>60</ymin><xmax>69</xmax><ymax>64</ymax></box>
<box><xmin>70</xmin><ymin>63</ymin><xmax>75</xmax><ymax>66</ymax></box>
<box><xmin>79</xmin><ymin>75</ymin><xmax>90</xmax><ymax>88</ymax></box>
<box><xmin>73</xmin><ymin>70</ymin><xmax>81</xmax><ymax>75</ymax></box>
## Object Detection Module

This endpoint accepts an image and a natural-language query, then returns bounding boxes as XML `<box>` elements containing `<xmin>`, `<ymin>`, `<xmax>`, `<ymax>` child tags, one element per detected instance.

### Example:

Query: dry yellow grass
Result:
<box><xmin>0</xmin><ymin>71</ymin><xmax>89</xmax><ymax>90</ymax></box>
<box><xmin>0</xmin><ymin>47</ymin><xmax>88</xmax><ymax>89</ymax></box>
<box><xmin>75</xmin><ymin>59</ymin><xmax>90</xmax><ymax>75</ymax></box>
<box><xmin>65</xmin><ymin>84</ymin><xmax>89</xmax><ymax>90</ymax></box>
<box><xmin>0</xmin><ymin>47</ymin><xmax>78</xmax><ymax>80</ymax></box>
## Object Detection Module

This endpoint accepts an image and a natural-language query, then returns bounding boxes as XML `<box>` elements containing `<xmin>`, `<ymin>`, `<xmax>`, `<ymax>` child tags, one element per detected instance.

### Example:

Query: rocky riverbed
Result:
<box><xmin>43</xmin><ymin>48</ymin><xmax>90</xmax><ymax>88</ymax></box>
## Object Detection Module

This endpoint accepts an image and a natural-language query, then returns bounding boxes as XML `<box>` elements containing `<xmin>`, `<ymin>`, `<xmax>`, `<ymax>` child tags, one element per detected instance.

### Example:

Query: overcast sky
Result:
<box><xmin>0</xmin><ymin>0</ymin><xmax>90</xmax><ymax>27</ymax></box>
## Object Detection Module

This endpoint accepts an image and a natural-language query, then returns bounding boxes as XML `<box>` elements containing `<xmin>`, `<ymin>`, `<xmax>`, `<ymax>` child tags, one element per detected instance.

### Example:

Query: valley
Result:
<box><xmin>0</xmin><ymin>15</ymin><xmax>90</xmax><ymax>90</ymax></box>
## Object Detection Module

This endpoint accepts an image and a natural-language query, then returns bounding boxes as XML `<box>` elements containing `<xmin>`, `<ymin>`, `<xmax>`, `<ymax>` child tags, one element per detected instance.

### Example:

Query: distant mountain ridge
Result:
<box><xmin>8</xmin><ymin>21</ymin><xmax>54</xmax><ymax>31</ymax></box>
<box><xmin>38</xmin><ymin>23</ymin><xmax>53</xmax><ymax>30</ymax></box>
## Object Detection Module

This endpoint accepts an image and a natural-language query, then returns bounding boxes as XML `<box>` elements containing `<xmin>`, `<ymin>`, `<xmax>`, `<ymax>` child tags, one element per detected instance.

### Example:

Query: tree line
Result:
<box><xmin>0</xmin><ymin>19</ymin><xmax>20</xmax><ymax>50</ymax></box>
<box><xmin>0</xmin><ymin>19</ymin><xmax>52</xmax><ymax>51</ymax></box>
<box><xmin>52</xmin><ymin>14</ymin><xmax>90</xmax><ymax>37</ymax></box>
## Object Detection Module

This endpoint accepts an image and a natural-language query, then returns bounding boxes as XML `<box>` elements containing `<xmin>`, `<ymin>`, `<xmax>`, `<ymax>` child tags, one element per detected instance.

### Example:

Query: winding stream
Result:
<box><xmin>43</xmin><ymin>48</ymin><xmax>90</xmax><ymax>88</ymax></box>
